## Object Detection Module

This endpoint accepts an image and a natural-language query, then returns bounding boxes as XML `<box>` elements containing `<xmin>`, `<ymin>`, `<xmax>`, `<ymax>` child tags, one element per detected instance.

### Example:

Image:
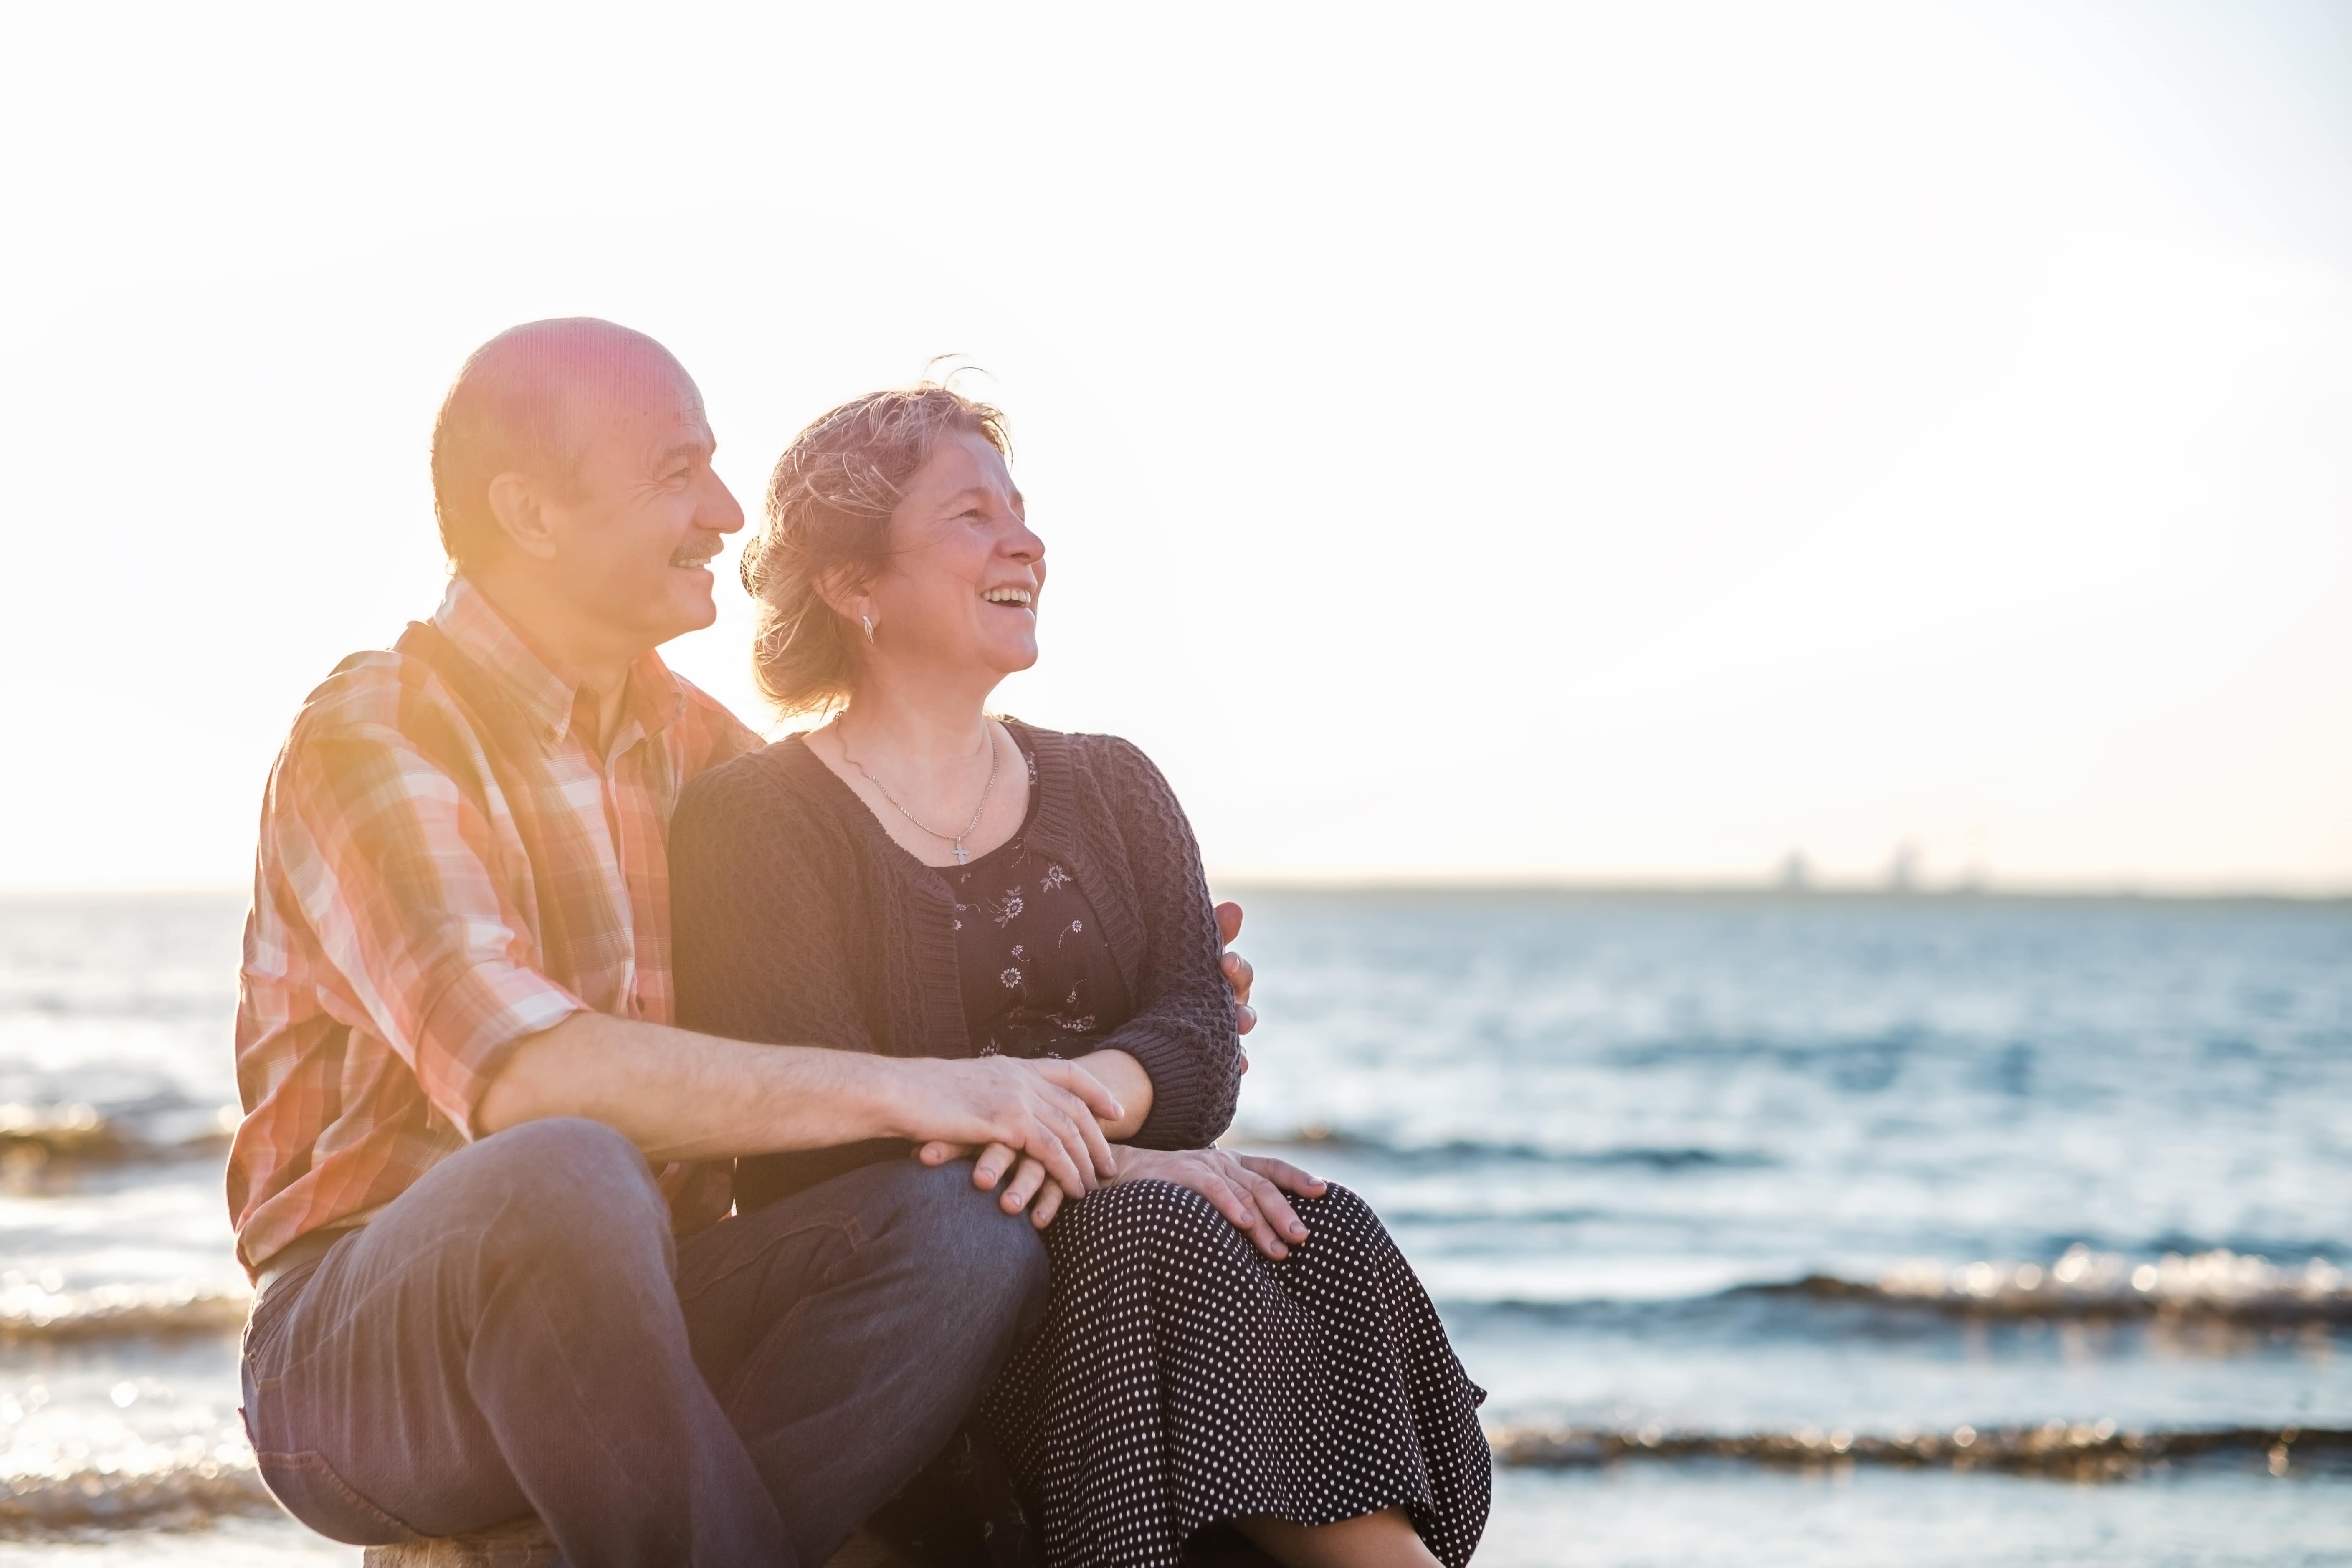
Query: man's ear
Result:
<box><xmin>485</xmin><ymin>471</ymin><xmax>562</xmax><ymax>561</ymax></box>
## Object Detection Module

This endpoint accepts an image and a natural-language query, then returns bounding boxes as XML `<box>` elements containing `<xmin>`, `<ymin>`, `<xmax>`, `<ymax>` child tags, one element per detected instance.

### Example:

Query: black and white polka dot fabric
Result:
<box><xmin>981</xmin><ymin>1180</ymin><xmax>1489</xmax><ymax>1568</ymax></box>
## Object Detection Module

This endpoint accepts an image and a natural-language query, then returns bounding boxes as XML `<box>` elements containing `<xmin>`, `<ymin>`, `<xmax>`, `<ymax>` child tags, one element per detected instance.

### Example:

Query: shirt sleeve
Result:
<box><xmin>265</xmin><ymin>722</ymin><xmax>585</xmax><ymax>1138</ymax></box>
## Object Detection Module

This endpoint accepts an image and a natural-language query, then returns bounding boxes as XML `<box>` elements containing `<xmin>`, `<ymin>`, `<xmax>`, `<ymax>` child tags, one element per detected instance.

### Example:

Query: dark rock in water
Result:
<box><xmin>363</xmin><ymin>1521</ymin><xmax>920</xmax><ymax>1567</ymax></box>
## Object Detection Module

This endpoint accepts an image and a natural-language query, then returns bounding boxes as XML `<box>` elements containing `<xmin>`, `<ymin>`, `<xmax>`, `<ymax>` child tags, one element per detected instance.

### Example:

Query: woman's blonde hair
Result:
<box><xmin>741</xmin><ymin>384</ymin><xmax>1011</xmax><ymax>717</ymax></box>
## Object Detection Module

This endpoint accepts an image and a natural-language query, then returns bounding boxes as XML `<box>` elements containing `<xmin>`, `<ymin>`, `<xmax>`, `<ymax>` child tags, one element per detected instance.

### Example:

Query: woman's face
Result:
<box><xmin>862</xmin><ymin>428</ymin><xmax>1045</xmax><ymax>684</ymax></box>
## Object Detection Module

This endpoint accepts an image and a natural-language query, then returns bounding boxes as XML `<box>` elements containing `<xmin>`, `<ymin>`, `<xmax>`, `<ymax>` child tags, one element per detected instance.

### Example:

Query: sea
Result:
<box><xmin>1</xmin><ymin>888</ymin><xmax>2347</xmax><ymax>1565</ymax></box>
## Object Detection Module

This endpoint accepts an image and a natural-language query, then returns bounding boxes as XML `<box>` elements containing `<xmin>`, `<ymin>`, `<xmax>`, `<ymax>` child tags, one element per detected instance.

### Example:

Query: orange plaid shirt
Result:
<box><xmin>228</xmin><ymin>577</ymin><xmax>761</xmax><ymax>1277</ymax></box>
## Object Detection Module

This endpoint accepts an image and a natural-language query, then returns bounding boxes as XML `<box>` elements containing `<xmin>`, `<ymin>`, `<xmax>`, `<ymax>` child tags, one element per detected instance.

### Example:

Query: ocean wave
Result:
<box><xmin>0</xmin><ymin>1447</ymin><xmax>275</xmax><ymax>1535</ymax></box>
<box><xmin>1490</xmin><ymin>1420</ymin><xmax>2347</xmax><ymax>1479</ymax></box>
<box><xmin>1440</xmin><ymin>1245</ymin><xmax>2352</xmax><ymax>1323</ymax></box>
<box><xmin>0</xmin><ymin>1102</ymin><xmax>233</xmax><ymax>1168</ymax></box>
<box><xmin>0</xmin><ymin>1282</ymin><xmax>249</xmax><ymax>1342</ymax></box>
<box><xmin>0</xmin><ymin>991</ymin><xmax>227</xmax><ymax>1024</ymax></box>
<box><xmin>1764</xmin><ymin>1246</ymin><xmax>2352</xmax><ymax>1324</ymax></box>
<box><xmin>1233</xmin><ymin>1126</ymin><xmax>1775</xmax><ymax>1170</ymax></box>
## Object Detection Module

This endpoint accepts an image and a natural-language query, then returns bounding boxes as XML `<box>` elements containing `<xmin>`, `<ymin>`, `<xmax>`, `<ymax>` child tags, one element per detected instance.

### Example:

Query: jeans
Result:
<box><xmin>239</xmin><ymin>1119</ymin><xmax>1048</xmax><ymax>1568</ymax></box>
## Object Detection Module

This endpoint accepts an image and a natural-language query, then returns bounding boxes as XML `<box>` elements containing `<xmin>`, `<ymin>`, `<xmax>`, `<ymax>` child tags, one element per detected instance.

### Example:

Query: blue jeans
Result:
<box><xmin>240</xmin><ymin>1119</ymin><xmax>1047</xmax><ymax>1567</ymax></box>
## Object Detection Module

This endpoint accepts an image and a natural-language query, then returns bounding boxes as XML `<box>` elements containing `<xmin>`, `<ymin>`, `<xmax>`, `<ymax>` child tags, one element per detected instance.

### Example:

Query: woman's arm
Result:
<box><xmin>1090</xmin><ymin>736</ymin><xmax>1243</xmax><ymax>1149</ymax></box>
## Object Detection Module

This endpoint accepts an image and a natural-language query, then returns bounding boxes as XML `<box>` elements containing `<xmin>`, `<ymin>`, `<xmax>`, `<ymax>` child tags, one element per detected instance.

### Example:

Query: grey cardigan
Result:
<box><xmin>668</xmin><ymin>721</ymin><xmax>1242</xmax><ymax>1209</ymax></box>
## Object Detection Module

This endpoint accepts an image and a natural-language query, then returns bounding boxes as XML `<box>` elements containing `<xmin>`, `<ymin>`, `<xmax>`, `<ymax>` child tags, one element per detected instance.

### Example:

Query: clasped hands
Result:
<box><xmin>904</xmin><ymin>901</ymin><xmax>1327</xmax><ymax>1260</ymax></box>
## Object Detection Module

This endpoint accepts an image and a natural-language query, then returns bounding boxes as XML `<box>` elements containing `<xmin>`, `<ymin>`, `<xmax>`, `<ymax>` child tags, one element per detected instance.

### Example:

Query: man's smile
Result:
<box><xmin>670</xmin><ymin>535</ymin><xmax>723</xmax><ymax>571</ymax></box>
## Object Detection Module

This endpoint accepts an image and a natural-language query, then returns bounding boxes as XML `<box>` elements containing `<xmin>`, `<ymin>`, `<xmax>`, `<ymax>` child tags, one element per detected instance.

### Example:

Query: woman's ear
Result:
<box><xmin>812</xmin><ymin>567</ymin><xmax>876</xmax><ymax>641</ymax></box>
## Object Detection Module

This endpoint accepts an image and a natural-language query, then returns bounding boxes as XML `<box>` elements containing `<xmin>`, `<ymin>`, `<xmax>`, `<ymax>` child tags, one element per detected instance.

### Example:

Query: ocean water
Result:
<box><xmin>1</xmin><ymin>889</ymin><xmax>2347</xmax><ymax>1564</ymax></box>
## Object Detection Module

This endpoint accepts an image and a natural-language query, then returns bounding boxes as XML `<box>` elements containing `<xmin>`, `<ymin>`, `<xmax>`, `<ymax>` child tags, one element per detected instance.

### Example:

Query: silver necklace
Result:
<box><xmin>840</xmin><ymin>722</ymin><xmax>1001</xmax><ymax>865</ymax></box>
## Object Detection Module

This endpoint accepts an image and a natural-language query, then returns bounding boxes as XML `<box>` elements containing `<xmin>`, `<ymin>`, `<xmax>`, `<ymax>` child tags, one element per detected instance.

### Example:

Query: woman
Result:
<box><xmin>668</xmin><ymin>387</ymin><xmax>1486</xmax><ymax>1568</ymax></box>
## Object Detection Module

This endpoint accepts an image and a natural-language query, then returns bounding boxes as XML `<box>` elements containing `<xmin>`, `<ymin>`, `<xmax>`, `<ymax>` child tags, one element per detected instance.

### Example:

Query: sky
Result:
<box><xmin>1</xmin><ymin>1</ymin><xmax>2346</xmax><ymax>892</ymax></box>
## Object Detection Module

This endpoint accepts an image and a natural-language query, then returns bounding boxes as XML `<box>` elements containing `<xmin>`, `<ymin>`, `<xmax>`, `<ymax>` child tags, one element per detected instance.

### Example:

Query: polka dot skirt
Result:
<box><xmin>980</xmin><ymin>1181</ymin><xmax>1490</xmax><ymax>1568</ymax></box>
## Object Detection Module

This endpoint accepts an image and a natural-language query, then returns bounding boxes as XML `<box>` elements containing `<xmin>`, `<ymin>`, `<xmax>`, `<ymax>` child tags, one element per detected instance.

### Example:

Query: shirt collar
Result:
<box><xmin>433</xmin><ymin>577</ymin><xmax>689</xmax><ymax>753</ymax></box>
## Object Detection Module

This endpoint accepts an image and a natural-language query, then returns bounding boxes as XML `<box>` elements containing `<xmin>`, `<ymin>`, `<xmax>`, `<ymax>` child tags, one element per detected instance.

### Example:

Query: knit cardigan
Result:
<box><xmin>668</xmin><ymin>722</ymin><xmax>1242</xmax><ymax>1209</ymax></box>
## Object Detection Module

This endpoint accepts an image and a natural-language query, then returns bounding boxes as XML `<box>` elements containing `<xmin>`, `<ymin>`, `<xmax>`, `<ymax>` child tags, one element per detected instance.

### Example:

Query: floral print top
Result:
<box><xmin>947</xmin><ymin>729</ymin><xmax>1130</xmax><ymax>1060</ymax></box>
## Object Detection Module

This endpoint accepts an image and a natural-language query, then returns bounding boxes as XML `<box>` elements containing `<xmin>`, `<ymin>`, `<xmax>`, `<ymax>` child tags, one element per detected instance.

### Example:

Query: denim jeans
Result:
<box><xmin>240</xmin><ymin>1119</ymin><xmax>1048</xmax><ymax>1568</ymax></box>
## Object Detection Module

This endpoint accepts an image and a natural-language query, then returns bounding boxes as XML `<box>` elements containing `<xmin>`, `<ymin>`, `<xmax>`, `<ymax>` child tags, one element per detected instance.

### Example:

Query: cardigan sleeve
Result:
<box><xmin>669</xmin><ymin>754</ymin><xmax>878</xmax><ymax>1055</ymax></box>
<box><xmin>1091</xmin><ymin>737</ymin><xmax>1243</xmax><ymax>1149</ymax></box>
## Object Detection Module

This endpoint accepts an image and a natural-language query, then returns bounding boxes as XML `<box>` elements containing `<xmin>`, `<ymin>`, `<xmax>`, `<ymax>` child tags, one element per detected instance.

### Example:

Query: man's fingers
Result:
<box><xmin>1030</xmin><ymin>1105</ymin><xmax>1090</xmax><ymax>1192</ymax></box>
<box><xmin>1020</xmin><ymin>1111</ymin><xmax>1093</xmax><ymax>1201</ymax></box>
<box><xmin>1073</xmin><ymin>1098</ymin><xmax>1120</xmax><ymax>1181</ymax></box>
<box><xmin>1032</xmin><ymin>1077</ymin><xmax>1119</xmax><ymax>1181</ymax></box>
<box><xmin>1216</xmin><ymin>900</ymin><xmax>1244</xmax><ymax>947</ymax></box>
<box><xmin>1051</xmin><ymin>1099</ymin><xmax>1120</xmax><ymax>1186</ymax></box>
<box><xmin>1221</xmin><ymin>949</ymin><xmax>1254</xmax><ymax>1007</ymax></box>
<box><xmin>1035</xmin><ymin>1059</ymin><xmax>1124</xmax><ymax>1128</ymax></box>
<box><xmin>1235</xmin><ymin>1003</ymin><xmax>1258</xmax><ymax>1037</ymax></box>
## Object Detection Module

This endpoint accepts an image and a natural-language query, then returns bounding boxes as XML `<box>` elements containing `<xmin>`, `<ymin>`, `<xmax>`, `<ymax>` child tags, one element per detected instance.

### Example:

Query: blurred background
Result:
<box><xmin>1</xmin><ymin>3</ymin><xmax>2346</xmax><ymax>1563</ymax></box>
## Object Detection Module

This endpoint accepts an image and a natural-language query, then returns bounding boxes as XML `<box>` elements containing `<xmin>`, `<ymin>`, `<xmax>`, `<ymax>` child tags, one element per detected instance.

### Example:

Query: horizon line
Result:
<box><xmin>5</xmin><ymin>878</ymin><xmax>2347</xmax><ymax>905</ymax></box>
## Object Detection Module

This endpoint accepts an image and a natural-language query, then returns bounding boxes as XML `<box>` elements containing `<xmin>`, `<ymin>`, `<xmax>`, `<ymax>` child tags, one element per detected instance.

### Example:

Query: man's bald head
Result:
<box><xmin>429</xmin><ymin>318</ymin><xmax>696</xmax><ymax>569</ymax></box>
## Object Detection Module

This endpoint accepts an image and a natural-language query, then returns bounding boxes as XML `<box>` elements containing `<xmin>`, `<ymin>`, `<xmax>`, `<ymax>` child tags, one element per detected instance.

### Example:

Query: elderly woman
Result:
<box><xmin>668</xmin><ymin>387</ymin><xmax>1486</xmax><ymax>1568</ymax></box>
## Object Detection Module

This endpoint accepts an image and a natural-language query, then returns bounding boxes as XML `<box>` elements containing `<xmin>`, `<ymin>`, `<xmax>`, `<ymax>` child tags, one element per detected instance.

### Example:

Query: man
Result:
<box><xmin>230</xmin><ymin>319</ymin><xmax>1255</xmax><ymax>1565</ymax></box>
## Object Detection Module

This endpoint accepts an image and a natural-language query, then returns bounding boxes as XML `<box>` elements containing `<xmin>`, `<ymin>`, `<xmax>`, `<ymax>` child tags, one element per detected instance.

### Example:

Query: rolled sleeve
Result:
<box><xmin>414</xmin><ymin>952</ymin><xmax>585</xmax><ymax>1137</ymax></box>
<box><xmin>276</xmin><ymin>725</ymin><xmax>586</xmax><ymax>1138</ymax></box>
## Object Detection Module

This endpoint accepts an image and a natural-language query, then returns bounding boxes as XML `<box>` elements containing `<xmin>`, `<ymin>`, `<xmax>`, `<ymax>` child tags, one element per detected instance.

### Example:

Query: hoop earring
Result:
<box><xmin>861</xmin><ymin>615</ymin><xmax>876</xmax><ymax>645</ymax></box>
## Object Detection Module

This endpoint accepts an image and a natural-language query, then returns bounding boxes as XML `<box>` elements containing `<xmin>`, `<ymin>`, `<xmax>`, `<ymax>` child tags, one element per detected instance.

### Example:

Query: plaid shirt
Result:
<box><xmin>228</xmin><ymin>577</ymin><xmax>761</xmax><ymax>1277</ymax></box>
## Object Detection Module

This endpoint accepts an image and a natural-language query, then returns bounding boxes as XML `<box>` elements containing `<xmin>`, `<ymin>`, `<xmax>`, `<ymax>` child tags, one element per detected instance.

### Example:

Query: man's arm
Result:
<box><xmin>476</xmin><ymin>1012</ymin><xmax>1124</xmax><ymax>1200</ymax></box>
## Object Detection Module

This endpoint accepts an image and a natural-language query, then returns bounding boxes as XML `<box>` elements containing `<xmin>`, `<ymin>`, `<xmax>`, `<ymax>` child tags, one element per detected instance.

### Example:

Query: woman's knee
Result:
<box><xmin>1295</xmin><ymin>1181</ymin><xmax>1376</xmax><ymax>1232</ymax></box>
<box><xmin>1071</xmin><ymin>1179</ymin><xmax>1254</xmax><ymax>1272</ymax></box>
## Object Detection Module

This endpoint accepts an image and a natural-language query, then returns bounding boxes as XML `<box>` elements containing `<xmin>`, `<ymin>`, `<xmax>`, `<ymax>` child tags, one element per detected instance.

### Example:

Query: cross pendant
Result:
<box><xmin>952</xmin><ymin>842</ymin><xmax>969</xmax><ymax>865</ymax></box>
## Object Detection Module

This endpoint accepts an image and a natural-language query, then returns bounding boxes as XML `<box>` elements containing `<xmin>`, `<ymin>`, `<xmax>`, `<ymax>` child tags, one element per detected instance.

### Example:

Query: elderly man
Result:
<box><xmin>229</xmin><ymin>319</ymin><xmax>1253</xmax><ymax>1566</ymax></box>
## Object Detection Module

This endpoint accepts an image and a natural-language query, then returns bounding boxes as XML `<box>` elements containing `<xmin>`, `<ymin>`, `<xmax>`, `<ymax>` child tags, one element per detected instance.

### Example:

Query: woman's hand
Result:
<box><xmin>916</xmin><ymin>1141</ymin><xmax>1327</xmax><ymax>1256</ymax></box>
<box><xmin>1111</xmin><ymin>1147</ymin><xmax>1326</xmax><ymax>1259</ymax></box>
<box><xmin>919</xmin><ymin>1138</ymin><xmax>1079</xmax><ymax>1229</ymax></box>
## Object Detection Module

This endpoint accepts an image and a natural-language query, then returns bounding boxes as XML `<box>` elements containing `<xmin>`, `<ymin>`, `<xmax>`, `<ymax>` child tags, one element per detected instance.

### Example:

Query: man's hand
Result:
<box><xmin>1217</xmin><ymin>900</ymin><xmax>1257</xmax><ymax>1038</ymax></box>
<box><xmin>889</xmin><ymin>1056</ymin><xmax>1124</xmax><ymax>1203</ymax></box>
<box><xmin>913</xmin><ymin>903</ymin><xmax>1266</xmax><ymax>1230</ymax></box>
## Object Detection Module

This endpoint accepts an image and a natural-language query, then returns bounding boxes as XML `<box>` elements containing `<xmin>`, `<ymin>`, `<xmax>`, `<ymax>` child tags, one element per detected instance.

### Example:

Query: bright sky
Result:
<box><xmin>2</xmin><ymin>1</ymin><xmax>2345</xmax><ymax>891</ymax></box>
